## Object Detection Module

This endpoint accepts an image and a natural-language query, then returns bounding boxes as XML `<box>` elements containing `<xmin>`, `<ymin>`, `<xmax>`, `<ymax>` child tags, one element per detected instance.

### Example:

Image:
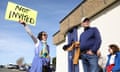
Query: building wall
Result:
<box><xmin>56</xmin><ymin>36</ymin><xmax>68</xmax><ymax>72</ymax></box>
<box><xmin>56</xmin><ymin>1</ymin><xmax>120</xmax><ymax>72</ymax></box>
<box><xmin>77</xmin><ymin>2</ymin><xmax>120</xmax><ymax>70</ymax></box>
<box><xmin>77</xmin><ymin>27</ymin><xmax>84</xmax><ymax>72</ymax></box>
<box><xmin>53</xmin><ymin>0</ymin><xmax>118</xmax><ymax>45</ymax></box>
<box><xmin>90</xmin><ymin>2</ymin><xmax>120</xmax><ymax>56</ymax></box>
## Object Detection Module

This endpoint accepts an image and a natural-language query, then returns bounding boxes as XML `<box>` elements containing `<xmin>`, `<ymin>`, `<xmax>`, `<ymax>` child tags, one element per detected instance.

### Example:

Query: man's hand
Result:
<box><xmin>73</xmin><ymin>41</ymin><xmax>80</xmax><ymax>48</ymax></box>
<box><xmin>63</xmin><ymin>45</ymin><xmax>70</xmax><ymax>51</ymax></box>
<box><xmin>97</xmin><ymin>50</ymin><xmax>101</xmax><ymax>57</ymax></box>
<box><xmin>63</xmin><ymin>41</ymin><xmax>80</xmax><ymax>51</ymax></box>
<box><xmin>86</xmin><ymin>50</ymin><xmax>94</xmax><ymax>55</ymax></box>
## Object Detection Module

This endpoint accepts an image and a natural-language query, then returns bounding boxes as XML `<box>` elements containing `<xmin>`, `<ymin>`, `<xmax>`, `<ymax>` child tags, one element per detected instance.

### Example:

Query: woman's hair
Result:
<box><xmin>109</xmin><ymin>44</ymin><xmax>120</xmax><ymax>54</ymax></box>
<box><xmin>37</xmin><ymin>31</ymin><xmax>47</xmax><ymax>41</ymax></box>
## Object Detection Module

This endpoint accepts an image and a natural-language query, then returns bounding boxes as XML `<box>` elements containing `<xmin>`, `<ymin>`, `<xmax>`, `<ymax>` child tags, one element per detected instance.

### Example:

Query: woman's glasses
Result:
<box><xmin>42</xmin><ymin>33</ymin><xmax>47</xmax><ymax>36</ymax></box>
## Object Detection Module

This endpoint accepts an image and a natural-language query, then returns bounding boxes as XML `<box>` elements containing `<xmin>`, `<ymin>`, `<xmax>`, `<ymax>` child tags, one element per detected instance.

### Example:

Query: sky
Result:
<box><xmin>0</xmin><ymin>0</ymin><xmax>83</xmax><ymax>65</ymax></box>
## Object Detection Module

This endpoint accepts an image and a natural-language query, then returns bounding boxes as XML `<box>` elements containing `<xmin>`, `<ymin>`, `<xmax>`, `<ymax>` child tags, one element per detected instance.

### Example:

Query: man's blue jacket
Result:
<box><xmin>79</xmin><ymin>27</ymin><xmax>101</xmax><ymax>54</ymax></box>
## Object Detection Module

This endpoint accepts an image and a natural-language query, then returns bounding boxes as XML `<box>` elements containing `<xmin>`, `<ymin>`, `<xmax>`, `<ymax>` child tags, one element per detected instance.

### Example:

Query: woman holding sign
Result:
<box><xmin>19</xmin><ymin>21</ymin><xmax>51</xmax><ymax>72</ymax></box>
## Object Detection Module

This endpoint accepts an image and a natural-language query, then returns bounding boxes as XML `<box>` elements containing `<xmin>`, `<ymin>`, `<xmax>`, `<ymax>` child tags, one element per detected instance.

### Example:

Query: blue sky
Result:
<box><xmin>0</xmin><ymin>0</ymin><xmax>82</xmax><ymax>65</ymax></box>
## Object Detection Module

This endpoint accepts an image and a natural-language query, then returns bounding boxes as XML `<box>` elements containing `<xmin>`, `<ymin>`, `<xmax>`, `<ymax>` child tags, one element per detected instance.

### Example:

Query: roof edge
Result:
<box><xmin>59</xmin><ymin>0</ymin><xmax>86</xmax><ymax>23</ymax></box>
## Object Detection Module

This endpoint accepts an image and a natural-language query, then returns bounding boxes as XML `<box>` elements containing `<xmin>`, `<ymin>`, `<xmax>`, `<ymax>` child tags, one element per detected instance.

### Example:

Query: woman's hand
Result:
<box><xmin>19</xmin><ymin>20</ymin><xmax>26</xmax><ymax>26</ymax></box>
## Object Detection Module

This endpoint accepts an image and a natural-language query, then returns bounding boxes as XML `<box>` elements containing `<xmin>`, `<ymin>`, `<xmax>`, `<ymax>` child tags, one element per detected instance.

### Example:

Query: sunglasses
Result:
<box><xmin>42</xmin><ymin>33</ymin><xmax>47</xmax><ymax>36</ymax></box>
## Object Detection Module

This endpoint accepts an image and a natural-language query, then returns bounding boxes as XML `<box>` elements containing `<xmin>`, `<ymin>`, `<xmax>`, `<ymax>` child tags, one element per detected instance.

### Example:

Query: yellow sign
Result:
<box><xmin>5</xmin><ymin>1</ymin><xmax>37</xmax><ymax>26</ymax></box>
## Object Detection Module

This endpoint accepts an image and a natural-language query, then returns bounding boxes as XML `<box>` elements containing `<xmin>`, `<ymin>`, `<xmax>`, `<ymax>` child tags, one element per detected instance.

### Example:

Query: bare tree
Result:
<box><xmin>16</xmin><ymin>57</ymin><xmax>24</xmax><ymax>67</ymax></box>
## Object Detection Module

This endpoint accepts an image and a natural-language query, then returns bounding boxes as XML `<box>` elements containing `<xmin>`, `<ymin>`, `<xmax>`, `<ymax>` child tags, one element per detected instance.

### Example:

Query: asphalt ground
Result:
<box><xmin>0</xmin><ymin>68</ymin><xmax>26</xmax><ymax>72</ymax></box>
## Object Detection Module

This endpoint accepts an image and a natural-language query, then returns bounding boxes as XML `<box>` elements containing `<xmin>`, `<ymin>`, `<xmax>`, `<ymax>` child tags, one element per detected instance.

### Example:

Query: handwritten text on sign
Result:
<box><xmin>5</xmin><ymin>1</ymin><xmax>37</xmax><ymax>26</ymax></box>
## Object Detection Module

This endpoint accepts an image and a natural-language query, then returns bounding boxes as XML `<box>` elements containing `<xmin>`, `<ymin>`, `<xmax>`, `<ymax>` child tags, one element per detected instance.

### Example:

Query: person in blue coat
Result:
<box><xmin>106</xmin><ymin>44</ymin><xmax>120</xmax><ymax>72</ymax></box>
<box><xmin>79</xmin><ymin>17</ymin><xmax>102</xmax><ymax>72</ymax></box>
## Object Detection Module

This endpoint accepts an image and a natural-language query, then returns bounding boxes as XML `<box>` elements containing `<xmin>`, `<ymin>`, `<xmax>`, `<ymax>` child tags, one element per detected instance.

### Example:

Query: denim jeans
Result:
<box><xmin>81</xmin><ymin>54</ymin><xmax>99</xmax><ymax>72</ymax></box>
<box><xmin>74</xmin><ymin>64</ymin><xmax>79</xmax><ymax>72</ymax></box>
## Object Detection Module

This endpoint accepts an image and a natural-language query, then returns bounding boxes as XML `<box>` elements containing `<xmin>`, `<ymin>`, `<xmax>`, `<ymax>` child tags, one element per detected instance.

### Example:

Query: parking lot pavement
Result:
<box><xmin>0</xmin><ymin>68</ymin><xmax>26</xmax><ymax>72</ymax></box>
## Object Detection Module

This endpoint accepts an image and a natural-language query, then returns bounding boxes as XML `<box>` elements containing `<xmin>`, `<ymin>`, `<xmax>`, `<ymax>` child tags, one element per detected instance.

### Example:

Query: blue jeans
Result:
<box><xmin>81</xmin><ymin>54</ymin><xmax>99</xmax><ymax>72</ymax></box>
<box><xmin>74</xmin><ymin>64</ymin><xmax>79</xmax><ymax>72</ymax></box>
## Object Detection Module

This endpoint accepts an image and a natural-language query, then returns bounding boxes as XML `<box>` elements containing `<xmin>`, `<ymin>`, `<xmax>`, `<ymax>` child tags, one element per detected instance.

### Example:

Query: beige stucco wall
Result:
<box><xmin>56</xmin><ymin>36</ymin><xmax>68</xmax><ymax>72</ymax></box>
<box><xmin>55</xmin><ymin>1</ymin><xmax>120</xmax><ymax>72</ymax></box>
<box><xmin>53</xmin><ymin>0</ymin><xmax>118</xmax><ymax>45</ymax></box>
<box><xmin>90</xmin><ymin>1</ymin><xmax>120</xmax><ymax>56</ymax></box>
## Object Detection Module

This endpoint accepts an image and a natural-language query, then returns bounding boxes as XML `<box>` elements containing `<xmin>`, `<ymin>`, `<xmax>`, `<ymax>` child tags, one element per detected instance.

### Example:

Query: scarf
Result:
<box><xmin>40</xmin><ymin>40</ymin><xmax>48</xmax><ymax>58</ymax></box>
